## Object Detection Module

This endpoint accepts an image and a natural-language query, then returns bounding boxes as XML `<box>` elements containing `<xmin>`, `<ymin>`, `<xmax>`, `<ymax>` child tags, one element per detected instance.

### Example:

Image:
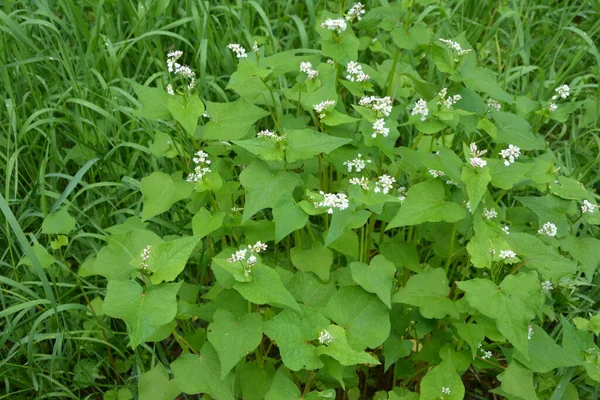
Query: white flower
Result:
<box><xmin>465</xmin><ymin>201</ymin><xmax>472</xmax><ymax>212</ymax></box>
<box><xmin>344</xmin><ymin>154</ymin><xmax>372</xmax><ymax>173</ymax></box>
<box><xmin>252</xmin><ymin>41</ymin><xmax>259</xmax><ymax>53</ymax></box>
<box><xmin>345</xmin><ymin>3</ymin><xmax>366</xmax><ymax>21</ymax></box>
<box><xmin>538</xmin><ymin>222</ymin><xmax>557</xmax><ymax>237</ymax></box>
<box><xmin>318</xmin><ymin>329</ymin><xmax>334</xmax><ymax>345</ymax></box>
<box><xmin>411</xmin><ymin>98</ymin><xmax>429</xmax><ymax>121</ymax></box>
<box><xmin>227</xmin><ymin>43</ymin><xmax>248</xmax><ymax>59</ymax></box>
<box><xmin>231</xmin><ymin>207</ymin><xmax>244</xmax><ymax>212</ymax></box>
<box><xmin>441</xmin><ymin>387</ymin><xmax>451</xmax><ymax>395</ymax></box>
<box><xmin>166</xmin><ymin>50</ymin><xmax>183</xmax><ymax>72</ymax></box>
<box><xmin>438</xmin><ymin>38</ymin><xmax>472</xmax><ymax>59</ymax></box>
<box><xmin>314</xmin><ymin>100</ymin><xmax>336</xmax><ymax>119</ymax></box>
<box><xmin>166</xmin><ymin>84</ymin><xmax>174</xmax><ymax>95</ymax></box>
<box><xmin>481</xmin><ymin>350</ymin><xmax>492</xmax><ymax>360</ymax></box>
<box><xmin>581</xmin><ymin>200</ymin><xmax>597</xmax><ymax>214</ymax></box>
<box><xmin>553</xmin><ymin>84</ymin><xmax>570</xmax><ymax>99</ymax></box>
<box><xmin>299</xmin><ymin>61</ymin><xmax>319</xmax><ymax>80</ymax></box>
<box><xmin>482</xmin><ymin>207</ymin><xmax>498</xmax><ymax>220</ymax></box>
<box><xmin>468</xmin><ymin>142</ymin><xmax>488</xmax><ymax>168</ymax></box>
<box><xmin>140</xmin><ymin>245</ymin><xmax>152</xmax><ymax>269</ymax></box>
<box><xmin>314</xmin><ymin>192</ymin><xmax>349</xmax><ymax>214</ymax></box>
<box><xmin>428</xmin><ymin>169</ymin><xmax>445</xmax><ymax>178</ymax></box>
<box><xmin>349</xmin><ymin>176</ymin><xmax>370</xmax><ymax>190</ymax></box>
<box><xmin>500</xmin><ymin>144</ymin><xmax>521</xmax><ymax>166</ymax></box>
<box><xmin>446</xmin><ymin>179</ymin><xmax>459</xmax><ymax>186</ymax></box>
<box><xmin>371</xmin><ymin>118</ymin><xmax>390</xmax><ymax>138</ymax></box>
<box><xmin>487</xmin><ymin>98</ymin><xmax>501</xmax><ymax>111</ymax></box>
<box><xmin>437</xmin><ymin>87</ymin><xmax>462</xmax><ymax>109</ymax></box>
<box><xmin>202</xmin><ymin>111</ymin><xmax>210</xmax><ymax>118</ymax></box>
<box><xmin>528</xmin><ymin>325</ymin><xmax>534</xmax><ymax>340</ymax></box>
<box><xmin>548</xmin><ymin>102</ymin><xmax>558</xmax><ymax>111</ymax></box>
<box><xmin>173</xmin><ymin>64</ymin><xmax>196</xmax><ymax>78</ymax></box>
<box><xmin>227</xmin><ymin>249</ymin><xmax>248</xmax><ymax>263</ymax></box>
<box><xmin>249</xmin><ymin>241</ymin><xmax>268</xmax><ymax>253</ymax></box>
<box><xmin>501</xmin><ymin>224</ymin><xmax>510</xmax><ymax>234</ymax></box>
<box><xmin>499</xmin><ymin>249</ymin><xmax>517</xmax><ymax>261</ymax></box>
<box><xmin>321</xmin><ymin>18</ymin><xmax>347</xmax><ymax>33</ymax></box>
<box><xmin>397</xmin><ymin>186</ymin><xmax>407</xmax><ymax>201</ymax></box>
<box><xmin>247</xmin><ymin>254</ymin><xmax>257</xmax><ymax>267</ymax></box>
<box><xmin>358</xmin><ymin>95</ymin><xmax>393</xmax><ymax>116</ymax></box>
<box><xmin>374</xmin><ymin>174</ymin><xmax>395</xmax><ymax>194</ymax></box>
<box><xmin>257</xmin><ymin>129</ymin><xmax>276</xmax><ymax>138</ymax></box>
<box><xmin>470</xmin><ymin>157</ymin><xmax>487</xmax><ymax>168</ymax></box>
<box><xmin>346</xmin><ymin>61</ymin><xmax>370</xmax><ymax>82</ymax></box>
<box><xmin>541</xmin><ymin>280</ymin><xmax>553</xmax><ymax>291</ymax></box>
<box><xmin>186</xmin><ymin>150</ymin><xmax>212</xmax><ymax>183</ymax></box>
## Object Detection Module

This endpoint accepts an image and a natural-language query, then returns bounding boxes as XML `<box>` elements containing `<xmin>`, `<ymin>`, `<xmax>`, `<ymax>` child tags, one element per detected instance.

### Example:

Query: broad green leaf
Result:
<box><xmin>291</xmin><ymin>242</ymin><xmax>333</xmax><ymax>282</ymax></box>
<box><xmin>203</xmin><ymin>98</ymin><xmax>270</xmax><ymax>140</ymax></box>
<box><xmin>379</xmin><ymin>236</ymin><xmax>421</xmax><ymax>272</ymax></box>
<box><xmin>19</xmin><ymin>243</ymin><xmax>56</xmax><ymax>269</ymax></box>
<box><xmin>138</xmin><ymin>364</ymin><xmax>180</xmax><ymax>400</ymax></box>
<box><xmin>383</xmin><ymin>337</ymin><xmax>413</xmax><ymax>372</ymax></box>
<box><xmin>320</xmin><ymin>109</ymin><xmax>360</xmax><ymax>126</ymax></box>
<box><xmin>41</xmin><ymin>207</ymin><xmax>76</xmax><ymax>235</ymax></box>
<box><xmin>272</xmin><ymin>197</ymin><xmax>309</xmax><ymax>243</ymax></box>
<box><xmin>141</xmin><ymin>172</ymin><xmax>193</xmax><ymax>221</ymax></box>
<box><xmin>491</xmin><ymin>111</ymin><xmax>545</xmax><ymax>150</ymax></box>
<box><xmin>328</xmin><ymin>230</ymin><xmax>359</xmax><ymax>260</ymax></box>
<box><xmin>387</xmin><ymin>180</ymin><xmax>466</xmax><ymax>228</ymax></box>
<box><xmin>419</xmin><ymin>356</ymin><xmax>465</xmax><ymax>400</ymax></box>
<box><xmin>560</xmin><ymin>236</ymin><xmax>600</xmax><ymax>279</ymax></box>
<box><xmin>170</xmin><ymin>343</ymin><xmax>235</xmax><ymax>399</ymax></box>
<box><xmin>516</xmin><ymin>195</ymin><xmax>574</xmax><ymax>238</ymax></box>
<box><xmin>390</xmin><ymin>23</ymin><xmax>431</xmax><ymax>50</ymax></box>
<box><xmin>466</xmin><ymin>214</ymin><xmax>493</xmax><ymax>269</ymax></box>
<box><xmin>132</xmin><ymin>83</ymin><xmax>170</xmax><ymax>120</ymax></box>
<box><xmin>207</xmin><ymin>310</ymin><xmax>262</xmax><ymax>378</ymax></box>
<box><xmin>192</xmin><ymin>208</ymin><xmax>225</xmax><ymax>239</ymax></box>
<box><xmin>351</xmin><ymin>255</ymin><xmax>396</xmax><ymax>308</ymax></box>
<box><xmin>489</xmin><ymin>159</ymin><xmax>533</xmax><ymax>189</ymax></box>
<box><xmin>233</xmin><ymin>264</ymin><xmax>300</xmax><ymax>312</ymax></box>
<box><xmin>453</xmin><ymin>322</ymin><xmax>485</xmax><ymax>358</ymax></box>
<box><xmin>549</xmin><ymin>176</ymin><xmax>590</xmax><ymax>200</ymax></box>
<box><xmin>239</xmin><ymin>160</ymin><xmax>301</xmax><ymax>222</ymax></box>
<box><xmin>105</xmin><ymin>217</ymin><xmax>148</xmax><ymax>235</ymax></box>
<box><xmin>461</xmin><ymin>166</ymin><xmax>491</xmax><ymax>211</ymax></box>
<box><xmin>263</xmin><ymin>306</ymin><xmax>329</xmax><ymax>371</ymax></box>
<box><xmin>197</xmin><ymin>288</ymin><xmax>249</xmax><ymax>321</ymax></box>
<box><xmin>457</xmin><ymin>272</ymin><xmax>544</xmax><ymax>358</ymax></box>
<box><xmin>260</xmin><ymin>50</ymin><xmax>321</xmax><ymax>78</ymax></box>
<box><xmin>226</xmin><ymin>62</ymin><xmax>271</xmax><ymax>103</ymax></box>
<box><xmin>455</xmin><ymin>58</ymin><xmax>513</xmax><ymax>103</ymax></box>
<box><xmin>94</xmin><ymin>229</ymin><xmax>163</xmax><ymax>280</ymax></box>
<box><xmin>233</xmin><ymin>137</ymin><xmax>284</xmax><ymax>161</ymax></box>
<box><xmin>431</xmin><ymin>44</ymin><xmax>456</xmax><ymax>74</ymax></box>
<box><xmin>514</xmin><ymin>325</ymin><xmax>582</xmax><ymax>373</ymax></box>
<box><xmin>167</xmin><ymin>95</ymin><xmax>204</xmax><ymax>135</ymax></box>
<box><xmin>286</xmin><ymin>271</ymin><xmax>337</xmax><ymax>310</ymax></box>
<box><xmin>265</xmin><ymin>371</ymin><xmax>301</xmax><ymax>400</ymax></box>
<box><xmin>285</xmin><ymin>129</ymin><xmax>352</xmax><ymax>162</ymax></box>
<box><xmin>319</xmin><ymin>29</ymin><xmax>360</xmax><ymax>65</ymax></box>
<box><xmin>317</xmin><ymin>325</ymin><xmax>379</xmax><ymax>366</ymax></box>
<box><xmin>392</xmin><ymin>268</ymin><xmax>458</xmax><ymax>319</ymax></box>
<box><xmin>389</xmin><ymin>388</ymin><xmax>419</xmax><ymax>400</ymax></box>
<box><xmin>239</xmin><ymin>362</ymin><xmax>276</xmax><ymax>400</ymax></box>
<box><xmin>323</xmin><ymin>285</ymin><xmax>390</xmax><ymax>350</ymax></box>
<box><xmin>146</xmin><ymin>236</ymin><xmax>201</xmax><ymax>284</ymax></box>
<box><xmin>103</xmin><ymin>280</ymin><xmax>181</xmax><ymax>347</ymax></box>
<box><xmin>497</xmin><ymin>360</ymin><xmax>538</xmax><ymax>400</ymax></box>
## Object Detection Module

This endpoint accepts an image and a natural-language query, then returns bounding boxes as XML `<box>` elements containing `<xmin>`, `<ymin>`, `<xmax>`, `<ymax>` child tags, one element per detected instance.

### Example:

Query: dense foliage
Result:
<box><xmin>1</xmin><ymin>1</ymin><xmax>599</xmax><ymax>399</ymax></box>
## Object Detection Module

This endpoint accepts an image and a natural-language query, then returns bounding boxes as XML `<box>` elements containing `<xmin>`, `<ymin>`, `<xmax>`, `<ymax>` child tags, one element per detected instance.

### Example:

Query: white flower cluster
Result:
<box><xmin>499</xmin><ymin>249</ymin><xmax>517</xmax><ymax>261</ymax></box>
<box><xmin>438</xmin><ymin>38</ymin><xmax>472</xmax><ymax>59</ymax></box>
<box><xmin>257</xmin><ymin>129</ymin><xmax>284</xmax><ymax>142</ymax></box>
<box><xmin>343</xmin><ymin>153</ymin><xmax>372</xmax><ymax>173</ymax></box>
<box><xmin>482</xmin><ymin>207</ymin><xmax>497</xmax><ymax>220</ymax></box>
<box><xmin>446</xmin><ymin>179</ymin><xmax>459</xmax><ymax>186</ymax></box>
<box><xmin>345</xmin><ymin>3</ymin><xmax>366</xmax><ymax>21</ymax></box>
<box><xmin>398</xmin><ymin>186</ymin><xmax>407</xmax><ymax>201</ymax></box>
<box><xmin>349</xmin><ymin>176</ymin><xmax>370</xmax><ymax>190</ymax></box>
<box><xmin>478</xmin><ymin>343</ymin><xmax>492</xmax><ymax>360</ymax></box>
<box><xmin>500</xmin><ymin>144</ymin><xmax>521</xmax><ymax>166</ymax></box>
<box><xmin>538</xmin><ymin>221</ymin><xmax>557</xmax><ymax>237</ymax></box>
<box><xmin>358</xmin><ymin>96</ymin><xmax>392</xmax><ymax>116</ymax></box>
<box><xmin>227</xmin><ymin>43</ymin><xmax>248</xmax><ymax>59</ymax></box>
<box><xmin>468</xmin><ymin>142</ymin><xmax>487</xmax><ymax>168</ymax></box>
<box><xmin>299</xmin><ymin>61</ymin><xmax>319</xmax><ymax>80</ymax></box>
<box><xmin>140</xmin><ymin>245</ymin><xmax>151</xmax><ymax>269</ymax></box>
<box><xmin>437</xmin><ymin>87</ymin><xmax>462</xmax><ymax>109</ymax></box>
<box><xmin>465</xmin><ymin>201</ymin><xmax>472</xmax><ymax>212</ymax></box>
<box><xmin>581</xmin><ymin>200</ymin><xmax>598</xmax><ymax>214</ymax></box>
<box><xmin>314</xmin><ymin>191</ymin><xmax>349</xmax><ymax>214</ymax></box>
<box><xmin>411</xmin><ymin>98</ymin><xmax>429</xmax><ymax>121</ymax></box>
<box><xmin>548</xmin><ymin>103</ymin><xmax>558</xmax><ymax>111</ymax></box>
<box><xmin>318</xmin><ymin>329</ymin><xmax>334</xmax><ymax>345</ymax></box>
<box><xmin>166</xmin><ymin>51</ymin><xmax>196</xmax><ymax>93</ymax></box>
<box><xmin>548</xmin><ymin>83</ymin><xmax>570</xmax><ymax>111</ymax></box>
<box><xmin>227</xmin><ymin>241</ymin><xmax>268</xmax><ymax>276</ymax></box>
<box><xmin>186</xmin><ymin>150</ymin><xmax>212</xmax><ymax>183</ymax></box>
<box><xmin>374</xmin><ymin>174</ymin><xmax>395</xmax><ymax>194</ymax></box>
<box><xmin>528</xmin><ymin>325</ymin><xmax>534</xmax><ymax>340</ymax></box>
<box><xmin>314</xmin><ymin>100</ymin><xmax>336</xmax><ymax>119</ymax></box>
<box><xmin>252</xmin><ymin>41</ymin><xmax>259</xmax><ymax>53</ymax></box>
<box><xmin>487</xmin><ymin>98</ymin><xmax>501</xmax><ymax>111</ymax></box>
<box><xmin>346</xmin><ymin>61</ymin><xmax>370</xmax><ymax>82</ymax></box>
<box><xmin>429</xmin><ymin>169</ymin><xmax>445</xmax><ymax>178</ymax></box>
<box><xmin>321</xmin><ymin>18</ymin><xmax>347</xmax><ymax>33</ymax></box>
<box><xmin>441</xmin><ymin>387</ymin><xmax>451</xmax><ymax>395</ymax></box>
<box><xmin>501</xmin><ymin>224</ymin><xmax>510</xmax><ymax>234</ymax></box>
<box><xmin>371</xmin><ymin>118</ymin><xmax>390</xmax><ymax>138</ymax></box>
<box><xmin>541</xmin><ymin>280</ymin><xmax>553</xmax><ymax>291</ymax></box>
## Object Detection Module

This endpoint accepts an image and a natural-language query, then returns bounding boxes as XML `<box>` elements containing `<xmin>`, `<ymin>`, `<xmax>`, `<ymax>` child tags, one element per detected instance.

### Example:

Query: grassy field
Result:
<box><xmin>1</xmin><ymin>0</ymin><xmax>599</xmax><ymax>399</ymax></box>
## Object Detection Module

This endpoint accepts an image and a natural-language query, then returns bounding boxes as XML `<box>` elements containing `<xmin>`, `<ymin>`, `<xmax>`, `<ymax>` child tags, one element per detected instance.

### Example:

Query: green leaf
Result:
<box><xmin>317</xmin><ymin>325</ymin><xmax>379</xmax><ymax>366</ymax></box>
<box><xmin>103</xmin><ymin>280</ymin><xmax>182</xmax><ymax>347</ymax></box>
<box><xmin>497</xmin><ymin>360</ymin><xmax>538</xmax><ymax>400</ymax></box>
<box><xmin>286</xmin><ymin>271</ymin><xmax>337</xmax><ymax>310</ymax></box>
<box><xmin>491</xmin><ymin>111</ymin><xmax>545</xmax><ymax>150</ymax></box>
<box><xmin>94</xmin><ymin>229</ymin><xmax>163</xmax><ymax>280</ymax></box>
<box><xmin>233</xmin><ymin>137</ymin><xmax>284</xmax><ymax>161</ymax></box>
<box><xmin>455</xmin><ymin>59</ymin><xmax>513</xmax><ymax>103</ymax></box>
<box><xmin>192</xmin><ymin>208</ymin><xmax>225</xmax><ymax>239</ymax></box>
<box><xmin>286</xmin><ymin>129</ymin><xmax>352</xmax><ymax>162</ymax></box>
<box><xmin>239</xmin><ymin>362</ymin><xmax>276</xmax><ymax>400</ymax></box>
<box><xmin>466</xmin><ymin>214</ymin><xmax>493</xmax><ymax>269</ymax></box>
<box><xmin>239</xmin><ymin>160</ymin><xmax>301</xmax><ymax>223</ymax></box>
<box><xmin>549</xmin><ymin>176</ymin><xmax>591</xmax><ymax>201</ymax></box>
<box><xmin>461</xmin><ymin>166</ymin><xmax>491</xmax><ymax>211</ymax></box>
<box><xmin>489</xmin><ymin>159</ymin><xmax>533</xmax><ymax>190</ymax></box>
<box><xmin>323</xmin><ymin>285</ymin><xmax>390</xmax><ymax>350</ymax></box>
<box><xmin>233</xmin><ymin>264</ymin><xmax>300</xmax><ymax>312</ymax></box>
<box><xmin>19</xmin><ymin>243</ymin><xmax>56</xmax><ymax>269</ymax></box>
<box><xmin>387</xmin><ymin>180</ymin><xmax>466</xmax><ymax>228</ymax></box>
<box><xmin>170</xmin><ymin>343</ymin><xmax>235</xmax><ymax>399</ymax></box>
<box><xmin>431</xmin><ymin>44</ymin><xmax>456</xmax><ymax>74</ymax></box>
<box><xmin>419</xmin><ymin>356</ymin><xmax>465</xmax><ymax>400</ymax></box>
<box><xmin>41</xmin><ymin>207</ymin><xmax>76</xmax><ymax>235</ymax></box>
<box><xmin>167</xmin><ymin>95</ymin><xmax>204</xmax><ymax>135</ymax></box>
<box><xmin>273</xmin><ymin>197</ymin><xmax>309</xmax><ymax>243</ymax></box>
<box><xmin>390</xmin><ymin>23</ymin><xmax>431</xmax><ymax>50</ymax></box>
<box><xmin>319</xmin><ymin>30</ymin><xmax>360</xmax><ymax>65</ymax></box>
<box><xmin>457</xmin><ymin>271</ymin><xmax>544</xmax><ymax>358</ymax></box>
<box><xmin>453</xmin><ymin>322</ymin><xmax>485</xmax><ymax>358</ymax></box>
<box><xmin>560</xmin><ymin>236</ymin><xmax>600</xmax><ymax>279</ymax></box>
<box><xmin>320</xmin><ymin>110</ymin><xmax>360</xmax><ymax>126</ymax></box>
<box><xmin>203</xmin><ymin>98</ymin><xmax>270</xmax><ymax>140</ymax></box>
<box><xmin>291</xmin><ymin>242</ymin><xmax>333</xmax><ymax>282</ymax></box>
<box><xmin>514</xmin><ymin>325</ymin><xmax>582</xmax><ymax>373</ymax></box>
<box><xmin>207</xmin><ymin>310</ymin><xmax>263</xmax><ymax>378</ymax></box>
<box><xmin>146</xmin><ymin>236</ymin><xmax>201</xmax><ymax>284</ymax></box>
<box><xmin>138</xmin><ymin>364</ymin><xmax>180</xmax><ymax>400</ymax></box>
<box><xmin>265</xmin><ymin>371</ymin><xmax>301</xmax><ymax>400</ymax></box>
<box><xmin>263</xmin><ymin>306</ymin><xmax>329</xmax><ymax>371</ymax></box>
<box><xmin>383</xmin><ymin>337</ymin><xmax>413</xmax><ymax>372</ymax></box>
<box><xmin>516</xmin><ymin>195</ymin><xmax>574</xmax><ymax>238</ymax></box>
<box><xmin>132</xmin><ymin>83</ymin><xmax>170</xmax><ymax>120</ymax></box>
<box><xmin>392</xmin><ymin>268</ymin><xmax>458</xmax><ymax>319</ymax></box>
<box><xmin>351</xmin><ymin>255</ymin><xmax>396</xmax><ymax>308</ymax></box>
<box><xmin>141</xmin><ymin>172</ymin><xmax>193</xmax><ymax>221</ymax></box>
